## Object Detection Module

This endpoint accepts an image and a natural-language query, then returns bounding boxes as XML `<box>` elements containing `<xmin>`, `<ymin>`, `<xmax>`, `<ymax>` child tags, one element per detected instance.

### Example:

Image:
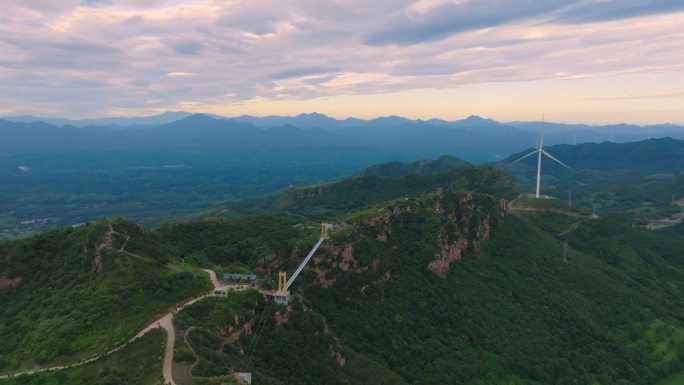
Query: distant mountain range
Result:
<box><xmin>5</xmin><ymin>111</ymin><xmax>682</xmax><ymax>136</ymax></box>
<box><xmin>3</xmin><ymin>112</ymin><xmax>683</xmax><ymax>162</ymax></box>
<box><xmin>501</xmin><ymin>137</ymin><xmax>684</xmax><ymax>175</ymax></box>
<box><xmin>2</xmin><ymin>111</ymin><xmax>195</xmax><ymax>128</ymax></box>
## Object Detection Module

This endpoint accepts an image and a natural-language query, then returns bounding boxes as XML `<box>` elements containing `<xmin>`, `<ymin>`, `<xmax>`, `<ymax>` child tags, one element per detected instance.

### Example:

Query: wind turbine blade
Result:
<box><xmin>540</xmin><ymin>114</ymin><xmax>545</xmax><ymax>148</ymax></box>
<box><xmin>512</xmin><ymin>149</ymin><xmax>539</xmax><ymax>164</ymax></box>
<box><xmin>541</xmin><ymin>149</ymin><xmax>570</xmax><ymax>168</ymax></box>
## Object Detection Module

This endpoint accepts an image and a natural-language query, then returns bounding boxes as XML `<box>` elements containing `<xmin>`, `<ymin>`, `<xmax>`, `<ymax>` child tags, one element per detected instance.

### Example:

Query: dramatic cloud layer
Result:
<box><xmin>0</xmin><ymin>0</ymin><xmax>683</xmax><ymax>123</ymax></box>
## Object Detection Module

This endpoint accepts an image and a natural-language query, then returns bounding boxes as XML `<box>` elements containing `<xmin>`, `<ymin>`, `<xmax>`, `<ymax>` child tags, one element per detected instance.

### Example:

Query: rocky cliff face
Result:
<box><xmin>289</xmin><ymin>186</ymin><xmax>330</xmax><ymax>200</ymax></box>
<box><xmin>427</xmin><ymin>192</ymin><xmax>501</xmax><ymax>277</ymax></box>
<box><xmin>304</xmin><ymin>191</ymin><xmax>508</xmax><ymax>284</ymax></box>
<box><xmin>0</xmin><ymin>274</ymin><xmax>21</xmax><ymax>288</ymax></box>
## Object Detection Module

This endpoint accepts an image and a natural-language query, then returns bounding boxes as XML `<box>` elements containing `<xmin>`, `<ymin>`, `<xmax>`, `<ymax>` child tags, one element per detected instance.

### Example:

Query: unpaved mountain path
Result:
<box><xmin>512</xmin><ymin>206</ymin><xmax>599</xmax><ymax>219</ymax></box>
<box><xmin>202</xmin><ymin>268</ymin><xmax>221</xmax><ymax>289</ymax></box>
<box><xmin>0</xmin><ymin>269</ymin><xmax>222</xmax><ymax>384</ymax></box>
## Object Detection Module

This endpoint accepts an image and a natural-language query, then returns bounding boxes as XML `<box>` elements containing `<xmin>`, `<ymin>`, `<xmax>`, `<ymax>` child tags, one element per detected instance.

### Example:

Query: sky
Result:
<box><xmin>1</xmin><ymin>0</ymin><xmax>683</xmax><ymax>124</ymax></box>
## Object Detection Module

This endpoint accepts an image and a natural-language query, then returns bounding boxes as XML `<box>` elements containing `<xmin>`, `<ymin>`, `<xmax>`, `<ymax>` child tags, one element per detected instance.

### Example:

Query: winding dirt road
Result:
<box><xmin>202</xmin><ymin>268</ymin><xmax>221</xmax><ymax>288</ymax></box>
<box><xmin>0</xmin><ymin>269</ymin><xmax>223</xmax><ymax>384</ymax></box>
<box><xmin>158</xmin><ymin>269</ymin><xmax>222</xmax><ymax>385</ymax></box>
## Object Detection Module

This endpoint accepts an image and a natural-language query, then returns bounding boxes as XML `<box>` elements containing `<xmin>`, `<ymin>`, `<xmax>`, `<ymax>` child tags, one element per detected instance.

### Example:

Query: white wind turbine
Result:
<box><xmin>513</xmin><ymin>115</ymin><xmax>569</xmax><ymax>198</ymax></box>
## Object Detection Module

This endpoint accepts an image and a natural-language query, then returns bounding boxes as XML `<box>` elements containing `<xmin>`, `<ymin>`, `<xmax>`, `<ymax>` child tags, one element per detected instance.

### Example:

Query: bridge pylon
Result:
<box><xmin>274</xmin><ymin>271</ymin><xmax>290</xmax><ymax>305</ymax></box>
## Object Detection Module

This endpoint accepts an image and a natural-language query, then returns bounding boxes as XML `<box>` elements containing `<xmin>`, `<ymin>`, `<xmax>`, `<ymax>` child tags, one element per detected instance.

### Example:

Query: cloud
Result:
<box><xmin>123</xmin><ymin>15</ymin><xmax>143</xmax><ymax>25</ymax></box>
<box><xmin>365</xmin><ymin>0</ymin><xmax>572</xmax><ymax>46</ymax></box>
<box><xmin>270</xmin><ymin>66</ymin><xmax>338</xmax><ymax>79</ymax></box>
<box><xmin>0</xmin><ymin>0</ymin><xmax>683</xmax><ymax>121</ymax></box>
<box><xmin>583</xmin><ymin>91</ymin><xmax>684</xmax><ymax>100</ymax></box>
<box><xmin>553</xmin><ymin>0</ymin><xmax>684</xmax><ymax>24</ymax></box>
<box><xmin>6</xmin><ymin>0</ymin><xmax>81</xmax><ymax>15</ymax></box>
<box><xmin>167</xmin><ymin>72</ymin><xmax>197</xmax><ymax>77</ymax></box>
<box><xmin>166</xmin><ymin>38</ymin><xmax>204</xmax><ymax>55</ymax></box>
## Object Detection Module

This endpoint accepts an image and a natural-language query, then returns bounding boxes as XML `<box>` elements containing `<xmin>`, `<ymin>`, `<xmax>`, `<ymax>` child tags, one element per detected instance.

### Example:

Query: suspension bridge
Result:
<box><xmin>236</xmin><ymin>223</ymin><xmax>330</xmax><ymax>384</ymax></box>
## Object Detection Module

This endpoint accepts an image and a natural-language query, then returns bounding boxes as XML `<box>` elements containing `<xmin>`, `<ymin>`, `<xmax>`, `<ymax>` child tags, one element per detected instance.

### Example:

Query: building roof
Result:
<box><xmin>223</xmin><ymin>273</ymin><xmax>257</xmax><ymax>281</ymax></box>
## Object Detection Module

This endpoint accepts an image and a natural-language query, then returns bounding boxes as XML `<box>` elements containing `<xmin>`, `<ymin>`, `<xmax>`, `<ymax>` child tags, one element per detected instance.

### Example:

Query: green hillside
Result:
<box><xmin>293</xmin><ymin>193</ymin><xmax>684</xmax><ymax>385</ymax></box>
<box><xmin>156</xmin><ymin>186</ymin><xmax>684</xmax><ymax>384</ymax></box>
<box><xmin>498</xmin><ymin>138</ymin><xmax>684</xmax><ymax>195</ymax></box>
<box><xmin>354</xmin><ymin>155</ymin><xmax>470</xmax><ymax>178</ymax></box>
<box><xmin>191</xmin><ymin>165</ymin><xmax>517</xmax><ymax>222</ymax></box>
<box><xmin>156</xmin><ymin>215</ymin><xmax>310</xmax><ymax>270</ymax></box>
<box><xmin>2</xmin><ymin>160</ymin><xmax>684</xmax><ymax>384</ymax></box>
<box><xmin>0</xmin><ymin>329</ymin><xmax>166</xmax><ymax>385</ymax></box>
<box><xmin>168</xmin><ymin>290</ymin><xmax>406</xmax><ymax>385</ymax></box>
<box><xmin>569</xmin><ymin>175</ymin><xmax>684</xmax><ymax>223</ymax></box>
<box><xmin>0</xmin><ymin>219</ymin><xmax>210</xmax><ymax>373</ymax></box>
<box><xmin>497</xmin><ymin>138</ymin><xmax>684</xmax><ymax>222</ymax></box>
<box><xmin>502</xmin><ymin>137</ymin><xmax>684</xmax><ymax>175</ymax></box>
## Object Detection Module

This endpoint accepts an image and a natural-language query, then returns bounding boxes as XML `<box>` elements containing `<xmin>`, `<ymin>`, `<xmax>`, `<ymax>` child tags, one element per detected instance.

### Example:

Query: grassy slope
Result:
<box><xmin>0</xmin><ymin>328</ymin><xmax>166</xmax><ymax>385</ymax></box>
<box><xmin>0</xmin><ymin>219</ymin><xmax>211</xmax><ymax>372</ymax></box>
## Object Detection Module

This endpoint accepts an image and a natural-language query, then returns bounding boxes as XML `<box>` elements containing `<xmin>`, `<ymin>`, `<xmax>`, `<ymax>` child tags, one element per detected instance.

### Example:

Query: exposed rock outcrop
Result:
<box><xmin>310</xmin><ymin>191</ymin><xmax>506</xmax><ymax>283</ymax></box>
<box><xmin>331</xmin><ymin>345</ymin><xmax>346</xmax><ymax>367</ymax></box>
<box><xmin>428</xmin><ymin>236</ymin><xmax>468</xmax><ymax>278</ymax></box>
<box><xmin>294</xmin><ymin>186</ymin><xmax>330</xmax><ymax>199</ymax></box>
<box><xmin>499</xmin><ymin>199</ymin><xmax>512</xmax><ymax>214</ymax></box>
<box><xmin>426</xmin><ymin>193</ymin><xmax>504</xmax><ymax>277</ymax></box>
<box><xmin>0</xmin><ymin>274</ymin><xmax>22</xmax><ymax>288</ymax></box>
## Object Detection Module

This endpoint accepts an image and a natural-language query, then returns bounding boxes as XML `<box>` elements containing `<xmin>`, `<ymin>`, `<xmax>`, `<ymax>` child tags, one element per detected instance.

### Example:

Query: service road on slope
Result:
<box><xmin>0</xmin><ymin>268</ymin><xmax>224</xmax><ymax>385</ymax></box>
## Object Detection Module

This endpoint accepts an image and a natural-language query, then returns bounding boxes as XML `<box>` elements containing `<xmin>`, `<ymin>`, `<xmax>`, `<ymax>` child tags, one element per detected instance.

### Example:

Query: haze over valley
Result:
<box><xmin>2</xmin><ymin>112</ymin><xmax>682</xmax><ymax>239</ymax></box>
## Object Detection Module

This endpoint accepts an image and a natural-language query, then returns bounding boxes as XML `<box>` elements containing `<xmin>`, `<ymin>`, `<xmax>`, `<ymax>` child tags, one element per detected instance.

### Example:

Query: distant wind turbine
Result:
<box><xmin>512</xmin><ymin>115</ymin><xmax>570</xmax><ymax>198</ymax></box>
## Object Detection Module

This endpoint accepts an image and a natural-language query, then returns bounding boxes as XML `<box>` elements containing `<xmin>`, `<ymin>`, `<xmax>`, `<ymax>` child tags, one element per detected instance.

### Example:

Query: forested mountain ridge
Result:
<box><xmin>294</xmin><ymin>196</ymin><xmax>684</xmax><ymax>384</ymax></box>
<box><xmin>153</xmin><ymin>186</ymin><xmax>684</xmax><ymax>384</ymax></box>
<box><xmin>0</xmin><ymin>218</ymin><xmax>210</xmax><ymax>373</ymax></box>
<box><xmin>190</xmin><ymin>164</ymin><xmax>517</xmax><ymax>222</ymax></box>
<box><xmin>1</xmin><ymin>156</ymin><xmax>684</xmax><ymax>384</ymax></box>
<box><xmin>501</xmin><ymin>137</ymin><xmax>684</xmax><ymax>175</ymax></box>
<box><xmin>354</xmin><ymin>155</ymin><xmax>470</xmax><ymax>178</ymax></box>
<box><xmin>497</xmin><ymin>138</ymin><xmax>684</xmax><ymax>223</ymax></box>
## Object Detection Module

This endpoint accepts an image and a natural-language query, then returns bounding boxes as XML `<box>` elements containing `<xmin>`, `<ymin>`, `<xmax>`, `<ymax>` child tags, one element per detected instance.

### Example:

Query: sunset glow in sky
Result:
<box><xmin>1</xmin><ymin>0</ymin><xmax>684</xmax><ymax>124</ymax></box>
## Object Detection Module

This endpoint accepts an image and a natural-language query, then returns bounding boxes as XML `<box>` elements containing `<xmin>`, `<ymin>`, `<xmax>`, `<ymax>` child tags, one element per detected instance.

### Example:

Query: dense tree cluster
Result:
<box><xmin>0</xmin><ymin>220</ymin><xmax>209</xmax><ymax>372</ymax></box>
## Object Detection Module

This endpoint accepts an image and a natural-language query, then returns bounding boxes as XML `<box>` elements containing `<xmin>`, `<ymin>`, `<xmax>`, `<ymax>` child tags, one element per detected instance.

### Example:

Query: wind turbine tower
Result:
<box><xmin>513</xmin><ymin>115</ymin><xmax>570</xmax><ymax>198</ymax></box>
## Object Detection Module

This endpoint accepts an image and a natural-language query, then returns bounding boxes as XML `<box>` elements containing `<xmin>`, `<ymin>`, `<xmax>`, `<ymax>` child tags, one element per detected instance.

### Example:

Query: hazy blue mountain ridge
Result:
<box><xmin>2</xmin><ymin>111</ymin><xmax>195</xmax><ymax>128</ymax></box>
<box><xmin>0</xmin><ymin>114</ymin><xmax>519</xmax><ymax>160</ymax></box>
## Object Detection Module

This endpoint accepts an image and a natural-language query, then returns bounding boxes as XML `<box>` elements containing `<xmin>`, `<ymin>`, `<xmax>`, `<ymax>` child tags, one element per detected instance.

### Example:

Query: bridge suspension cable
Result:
<box><xmin>236</xmin><ymin>223</ymin><xmax>330</xmax><ymax>382</ymax></box>
<box><xmin>286</xmin><ymin>235</ymin><xmax>326</xmax><ymax>289</ymax></box>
